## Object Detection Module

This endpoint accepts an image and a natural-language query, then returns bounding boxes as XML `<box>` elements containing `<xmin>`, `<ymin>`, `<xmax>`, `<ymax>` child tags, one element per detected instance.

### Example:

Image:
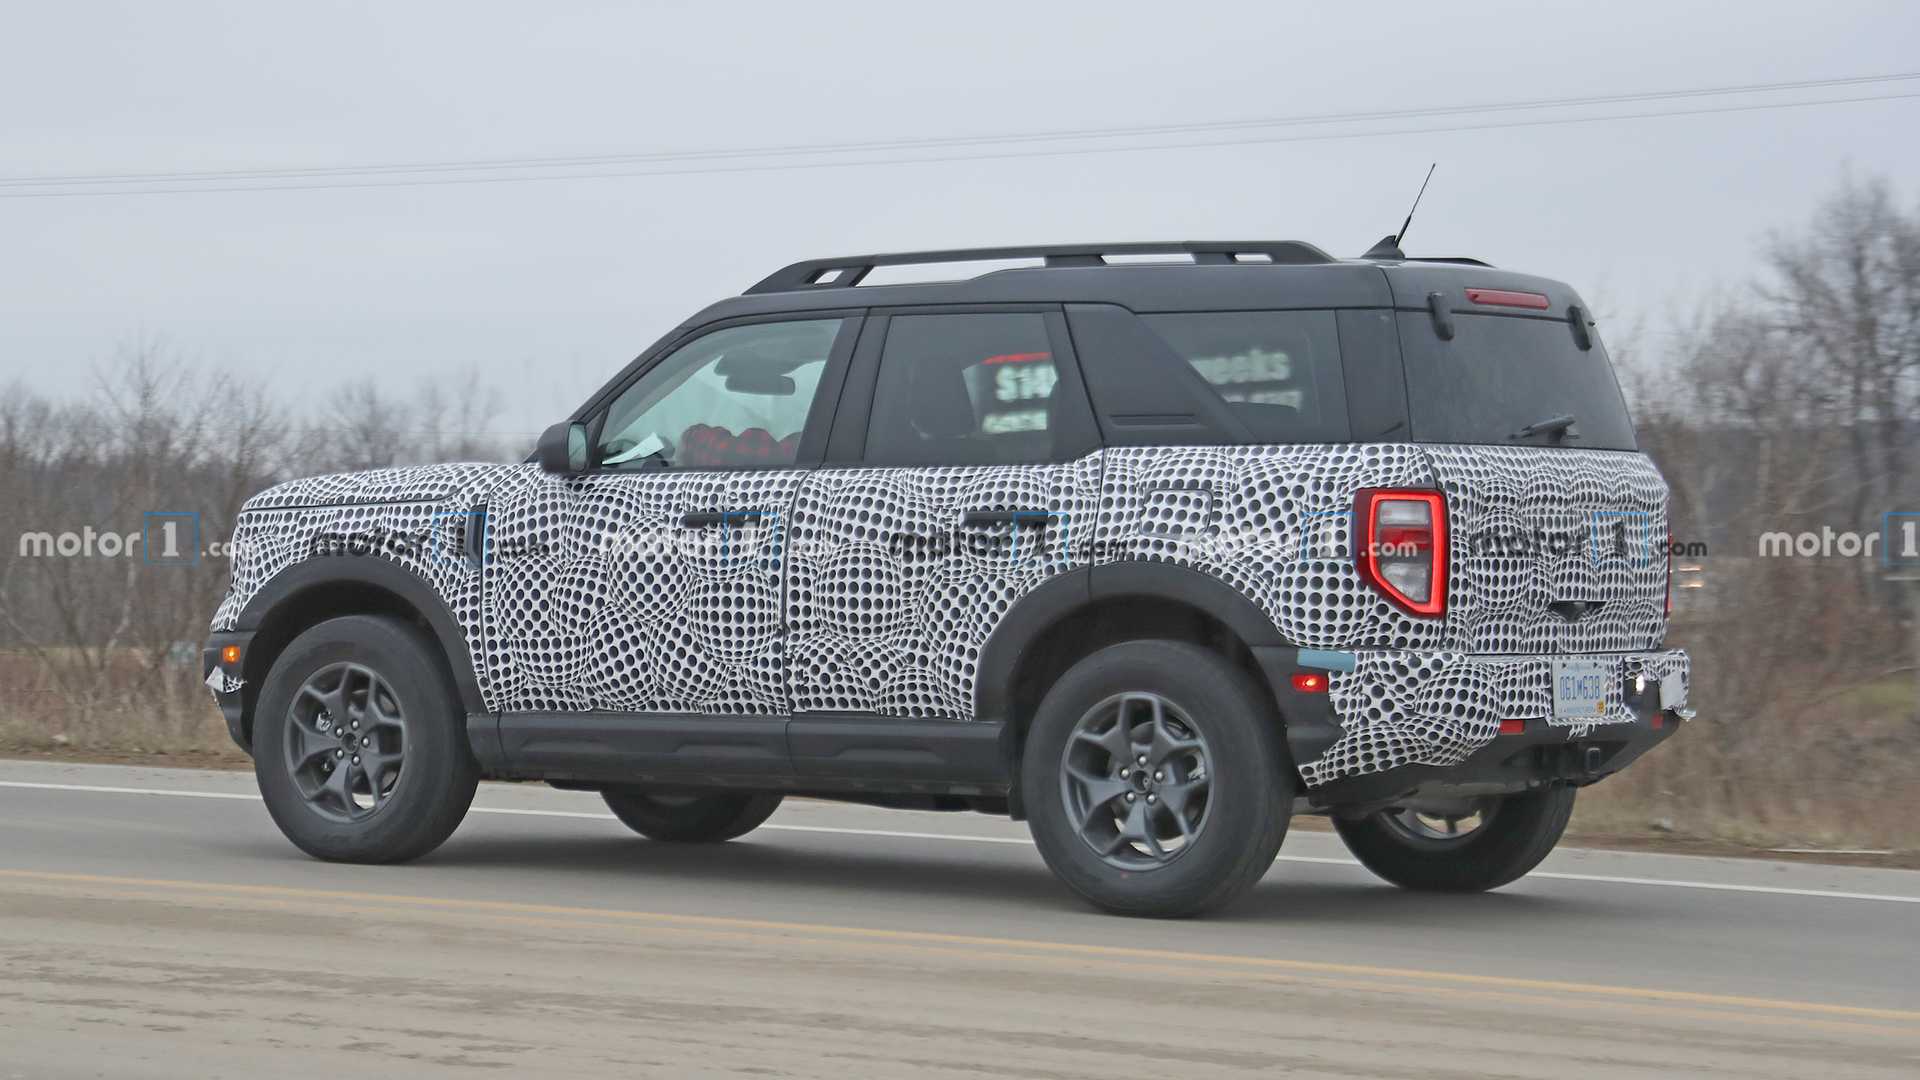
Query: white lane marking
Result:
<box><xmin>5</xmin><ymin>779</ymin><xmax>1918</xmax><ymax>905</ymax></box>
<box><xmin>0</xmin><ymin>780</ymin><xmax>259</xmax><ymax>801</ymax></box>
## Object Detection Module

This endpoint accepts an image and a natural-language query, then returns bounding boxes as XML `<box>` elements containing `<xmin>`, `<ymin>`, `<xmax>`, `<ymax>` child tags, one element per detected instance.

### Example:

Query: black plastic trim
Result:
<box><xmin>498</xmin><ymin>713</ymin><xmax>791</xmax><ymax>783</ymax></box>
<box><xmin>1250</xmin><ymin>646</ymin><xmax>1343</xmax><ymax>768</ymax></box>
<box><xmin>487</xmin><ymin>712</ymin><xmax>1012</xmax><ymax>794</ymax></box>
<box><xmin>203</xmin><ymin>633</ymin><xmax>252</xmax><ymax>752</ymax></box>
<box><xmin>232</xmin><ymin>557</ymin><xmax>487</xmax><ymax>717</ymax></box>
<box><xmin>1066</xmin><ymin>303</ymin><xmax>1251</xmax><ymax>446</ymax></box>
<box><xmin>789</xmin><ymin>716</ymin><xmax>1008</xmax><ymax>785</ymax></box>
<box><xmin>972</xmin><ymin>561</ymin><xmax>1289</xmax><ymax>727</ymax></box>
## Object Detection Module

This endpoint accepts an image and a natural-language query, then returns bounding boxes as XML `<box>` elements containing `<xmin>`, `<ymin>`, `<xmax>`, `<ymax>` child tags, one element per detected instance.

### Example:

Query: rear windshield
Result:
<box><xmin>1397</xmin><ymin>312</ymin><xmax>1636</xmax><ymax>450</ymax></box>
<box><xmin>1142</xmin><ymin>310</ymin><xmax>1349</xmax><ymax>443</ymax></box>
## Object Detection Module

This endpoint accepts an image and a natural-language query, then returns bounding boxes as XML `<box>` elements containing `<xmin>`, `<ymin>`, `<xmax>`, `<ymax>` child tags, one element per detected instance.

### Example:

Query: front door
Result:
<box><xmin>481</xmin><ymin>315</ymin><xmax>860</xmax><ymax>714</ymax></box>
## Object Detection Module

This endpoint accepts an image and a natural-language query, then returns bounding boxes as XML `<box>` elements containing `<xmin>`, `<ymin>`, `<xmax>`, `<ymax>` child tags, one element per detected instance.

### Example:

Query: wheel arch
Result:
<box><xmin>230</xmin><ymin>559</ymin><xmax>485</xmax><ymax>749</ymax></box>
<box><xmin>977</xmin><ymin>562</ymin><xmax>1328</xmax><ymax>816</ymax></box>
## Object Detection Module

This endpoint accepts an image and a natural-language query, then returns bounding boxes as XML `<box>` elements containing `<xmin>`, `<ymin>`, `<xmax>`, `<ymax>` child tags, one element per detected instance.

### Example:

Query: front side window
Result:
<box><xmin>596</xmin><ymin>318</ymin><xmax>848</xmax><ymax>469</ymax></box>
<box><xmin>865</xmin><ymin>312</ymin><xmax>1062</xmax><ymax>466</ymax></box>
<box><xmin>1142</xmin><ymin>310</ymin><xmax>1348</xmax><ymax>443</ymax></box>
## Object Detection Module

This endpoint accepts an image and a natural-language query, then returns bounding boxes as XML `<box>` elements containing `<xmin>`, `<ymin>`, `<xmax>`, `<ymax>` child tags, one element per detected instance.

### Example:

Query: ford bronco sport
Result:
<box><xmin>206</xmin><ymin>240</ymin><xmax>1690</xmax><ymax>917</ymax></box>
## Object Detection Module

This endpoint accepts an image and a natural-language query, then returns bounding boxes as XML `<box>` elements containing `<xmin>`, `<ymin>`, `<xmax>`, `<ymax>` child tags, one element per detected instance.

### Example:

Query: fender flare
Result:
<box><xmin>234</xmin><ymin>557</ymin><xmax>487</xmax><ymax>716</ymax></box>
<box><xmin>974</xmin><ymin>560</ymin><xmax>1289</xmax><ymax>725</ymax></box>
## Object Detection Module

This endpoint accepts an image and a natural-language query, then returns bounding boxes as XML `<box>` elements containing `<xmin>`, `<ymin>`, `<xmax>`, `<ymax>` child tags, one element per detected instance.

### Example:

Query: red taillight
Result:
<box><xmin>1465</xmin><ymin>287</ymin><xmax>1551</xmax><ymax>309</ymax></box>
<box><xmin>1498</xmin><ymin>718</ymin><xmax>1527</xmax><ymax>736</ymax></box>
<box><xmin>1290</xmin><ymin>672</ymin><xmax>1328</xmax><ymax>693</ymax></box>
<box><xmin>1355</xmin><ymin>489</ymin><xmax>1447</xmax><ymax>617</ymax></box>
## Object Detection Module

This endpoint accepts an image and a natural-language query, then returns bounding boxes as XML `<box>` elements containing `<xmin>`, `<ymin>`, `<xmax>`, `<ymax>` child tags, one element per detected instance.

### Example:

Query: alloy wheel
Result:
<box><xmin>1059</xmin><ymin>693</ymin><xmax>1213</xmax><ymax>869</ymax></box>
<box><xmin>283</xmin><ymin>662</ymin><xmax>407</xmax><ymax>822</ymax></box>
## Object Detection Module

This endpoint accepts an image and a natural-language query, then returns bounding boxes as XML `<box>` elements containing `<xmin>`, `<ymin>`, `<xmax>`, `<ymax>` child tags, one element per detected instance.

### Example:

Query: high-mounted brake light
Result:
<box><xmin>981</xmin><ymin>351</ymin><xmax>1051</xmax><ymax>365</ymax></box>
<box><xmin>1355</xmin><ymin>489</ymin><xmax>1447</xmax><ymax>617</ymax></box>
<box><xmin>1465</xmin><ymin>287</ymin><xmax>1551</xmax><ymax>310</ymax></box>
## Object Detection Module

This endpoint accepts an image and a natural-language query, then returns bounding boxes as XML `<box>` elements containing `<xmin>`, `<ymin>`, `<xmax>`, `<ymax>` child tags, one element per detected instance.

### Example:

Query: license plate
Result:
<box><xmin>1552</xmin><ymin>659</ymin><xmax>1612</xmax><ymax>720</ymax></box>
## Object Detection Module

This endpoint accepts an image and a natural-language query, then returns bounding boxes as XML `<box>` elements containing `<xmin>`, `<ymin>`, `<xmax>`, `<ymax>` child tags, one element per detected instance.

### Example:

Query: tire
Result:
<box><xmin>1331</xmin><ymin>785</ymin><xmax>1575</xmax><ymax>892</ymax></box>
<box><xmin>601</xmin><ymin>789</ymin><xmax>783</xmax><ymax>843</ymax></box>
<box><xmin>253</xmin><ymin>615</ymin><xmax>478</xmax><ymax>863</ymax></box>
<box><xmin>1022</xmin><ymin>639</ymin><xmax>1292</xmax><ymax>918</ymax></box>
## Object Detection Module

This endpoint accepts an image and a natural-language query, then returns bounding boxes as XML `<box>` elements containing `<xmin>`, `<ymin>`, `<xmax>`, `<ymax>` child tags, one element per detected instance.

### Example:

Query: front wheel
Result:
<box><xmin>601</xmin><ymin>789</ymin><xmax>783</xmax><ymax>843</ymax></box>
<box><xmin>1331</xmin><ymin>786</ymin><xmax>1575</xmax><ymax>892</ymax></box>
<box><xmin>253</xmin><ymin>615</ymin><xmax>479</xmax><ymax>863</ymax></box>
<box><xmin>1022</xmin><ymin>639</ymin><xmax>1293</xmax><ymax>919</ymax></box>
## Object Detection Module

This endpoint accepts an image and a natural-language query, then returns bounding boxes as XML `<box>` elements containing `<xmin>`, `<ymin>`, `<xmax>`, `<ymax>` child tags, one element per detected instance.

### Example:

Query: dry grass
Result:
<box><xmin>2</xmin><ymin>651</ymin><xmax>1914</xmax><ymax>856</ymax></box>
<box><xmin>0</xmin><ymin>651</ymin><xmax>242</xmax><ymax>760</ymax></box>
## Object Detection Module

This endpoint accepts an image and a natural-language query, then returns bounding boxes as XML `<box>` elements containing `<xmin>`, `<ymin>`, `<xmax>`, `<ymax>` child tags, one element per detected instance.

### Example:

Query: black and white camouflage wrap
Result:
<box><xmin>479</xmin><ymin>467</ymin><xmax>801</xmax><ymax>714</ymax></box>
<box><xmin>212</xmin><ymin>462</ymin><xmax>501</xmax><ymax>692</ymax></box>
<box><xmin>1094</xmin><ymin>445</ymin><xmax>1445</xmax><ymax>651</ymax></box>
<box><xmin>211</xmin><ymin>443</ymin><xmax>1688</xmax><ymax>790</ymax></box>
<box><xmin>1304</xmin><ymin>648</ymin><xmax>1690</xmax><ymax>787</ymax></box>
<box><xmin>786</xmin><ymin>459</ymin><xmax>1099</xmax><ymax>718</ymax></box>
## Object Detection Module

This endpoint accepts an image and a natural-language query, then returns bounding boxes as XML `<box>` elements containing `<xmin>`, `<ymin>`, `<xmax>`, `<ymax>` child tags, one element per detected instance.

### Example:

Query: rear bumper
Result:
<box><xmin>1286</xmin><ymin>647</ymin><xmax>1689</xmax><ymax>804</ymax></box>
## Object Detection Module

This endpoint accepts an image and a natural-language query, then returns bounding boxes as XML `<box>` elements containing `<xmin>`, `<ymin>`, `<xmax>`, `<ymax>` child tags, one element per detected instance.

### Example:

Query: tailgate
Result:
<box><xmin>1425</xmin><ymin>446</ymin><xmax>1669</xmax><ymax>654</ymax></box>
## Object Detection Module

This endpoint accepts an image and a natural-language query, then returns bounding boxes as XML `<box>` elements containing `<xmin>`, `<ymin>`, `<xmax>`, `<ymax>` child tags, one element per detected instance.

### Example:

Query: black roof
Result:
<box><xmin>677</xmin><ymin>241</ymin><xmax>1586</xmax><ymax>330</ymax></box>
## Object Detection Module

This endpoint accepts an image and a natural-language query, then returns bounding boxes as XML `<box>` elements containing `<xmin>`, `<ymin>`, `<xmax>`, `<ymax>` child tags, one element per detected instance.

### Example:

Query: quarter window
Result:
<box><xmin>1143</xmin><ymin>310</ymin><xmax>1348</xmax><ymax>443</ymax></box>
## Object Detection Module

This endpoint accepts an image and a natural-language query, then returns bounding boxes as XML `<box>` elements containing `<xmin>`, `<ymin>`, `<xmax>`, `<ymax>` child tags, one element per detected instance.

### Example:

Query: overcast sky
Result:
<box><xmin>3</xmin><ymin>0</ymin><xmax>1917</xmax><ymax>443</ymax></box>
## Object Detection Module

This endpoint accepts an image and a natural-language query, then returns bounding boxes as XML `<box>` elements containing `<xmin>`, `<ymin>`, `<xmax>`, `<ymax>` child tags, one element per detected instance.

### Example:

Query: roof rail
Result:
<box><xmin>745</xmin><ymin>241</ymin><xmax>1337</xmax><ymax>295</ymax></box>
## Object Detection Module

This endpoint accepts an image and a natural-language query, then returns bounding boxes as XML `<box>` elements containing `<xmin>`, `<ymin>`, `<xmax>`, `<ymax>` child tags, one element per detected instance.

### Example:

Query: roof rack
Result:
<box><xmin>744</xmin><ymin>241</ymin><xmax>1337</xmax><ymax>295</ymax></box>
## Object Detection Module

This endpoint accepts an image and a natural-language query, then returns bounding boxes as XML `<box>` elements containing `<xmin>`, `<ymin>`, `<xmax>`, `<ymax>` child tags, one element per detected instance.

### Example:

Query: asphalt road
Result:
<box><xmin>1</xmin><ymin>759</ymin><xmax>1916</xmax><ymax>1079</ymax></box>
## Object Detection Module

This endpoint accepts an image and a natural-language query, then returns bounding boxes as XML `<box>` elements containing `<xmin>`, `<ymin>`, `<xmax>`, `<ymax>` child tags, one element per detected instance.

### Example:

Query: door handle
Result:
<box><xmin>961</xmin><ymin>508</ymin><xmax>1050</xmax><ymax>527</ymax></box>
<box><xmin>682</xmin><ymin>509</ymin><xmax>767</xmax><ymax>528</ymax></box>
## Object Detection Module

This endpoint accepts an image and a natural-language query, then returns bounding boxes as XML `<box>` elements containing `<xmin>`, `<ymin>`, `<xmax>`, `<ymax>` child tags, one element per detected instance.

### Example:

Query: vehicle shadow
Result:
<box><xmin>282</xmin><ymin>825</ymin><xmax>1619</xmax><ymax>927</ymax></box>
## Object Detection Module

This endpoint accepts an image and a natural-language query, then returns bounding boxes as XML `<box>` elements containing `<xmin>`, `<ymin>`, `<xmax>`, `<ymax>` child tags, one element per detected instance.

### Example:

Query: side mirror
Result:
<box><xmin>536</xmin><ymin>421</ymin><xmax>591</xmax><ymax>475</ymax></box>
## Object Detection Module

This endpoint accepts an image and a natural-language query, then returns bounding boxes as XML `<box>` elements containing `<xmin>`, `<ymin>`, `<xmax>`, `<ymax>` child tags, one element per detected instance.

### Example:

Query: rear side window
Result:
<box><xmin>864</xmin><ymin>312</ymin><xmax>1064</xmax><ymax>466</ymax></box>
<box><xmin>1398</xmin><ymin>313</ymin><xmax>1636</xmax><ymax>450</ymax></box>
<box><xmin>1141</xmin><ymin>311</ymin><xmax>1349</xmax><ymax>443</ymax></box>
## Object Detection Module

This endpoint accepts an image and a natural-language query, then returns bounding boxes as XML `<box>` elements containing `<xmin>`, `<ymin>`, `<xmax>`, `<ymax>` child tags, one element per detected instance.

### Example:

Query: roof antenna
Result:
<box><xmin>1362</xmin><ymin>163</ymin><xmax>1436</xmax><ymax>260</ymax></box>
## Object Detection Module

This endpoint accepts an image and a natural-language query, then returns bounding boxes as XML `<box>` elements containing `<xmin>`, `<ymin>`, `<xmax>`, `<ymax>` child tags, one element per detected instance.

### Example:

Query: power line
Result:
<box><xmin>5</xmin><ymin>70</ymin><xmax>1915</xmax><ymax>190</ymax></box>
<box><xmin>3</xmin><ymin>82</ymin><xmax>1916</xmax><ymax>200</ymax></box>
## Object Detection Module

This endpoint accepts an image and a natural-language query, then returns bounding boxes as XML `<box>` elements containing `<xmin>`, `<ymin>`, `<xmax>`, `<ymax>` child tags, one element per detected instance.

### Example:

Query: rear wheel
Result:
<box><xmin>601</xmin><ymin>789</ymin><xmax>783</xmax><ymax>843</ymax></box>
<box><xmin>1332</xmin><ymin>786</ymin><xmax>1575</xmax><ymax>892</ymax></box>
<box><xmin>1022</xmin><ymin>640</ymin><xmax>1292</xmax><ymax>918</ymax></box>
<box><xmin>254</xmin><ymin>615</ymin><xmax>478</xmax><ymax>863</ymax></box>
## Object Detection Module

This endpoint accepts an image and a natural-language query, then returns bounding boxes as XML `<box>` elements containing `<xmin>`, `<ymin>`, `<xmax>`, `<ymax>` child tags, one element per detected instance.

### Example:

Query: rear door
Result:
<box><xmin>785</xmin><ymin>308</ymin><xmax>1101</xmax><ymax>719</ymax></box>
<box><xmin>1389</xmin><ymin>269</ymin><xmax>1669</xmax><ymax>654</ymax></box>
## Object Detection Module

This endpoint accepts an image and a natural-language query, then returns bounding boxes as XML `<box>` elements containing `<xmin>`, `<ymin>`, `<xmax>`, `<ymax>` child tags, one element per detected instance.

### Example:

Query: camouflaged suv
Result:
<box><xmin>206</xmin><ymin>241</ymin><xmax>1690</xmax><ymax>917</ymax></box>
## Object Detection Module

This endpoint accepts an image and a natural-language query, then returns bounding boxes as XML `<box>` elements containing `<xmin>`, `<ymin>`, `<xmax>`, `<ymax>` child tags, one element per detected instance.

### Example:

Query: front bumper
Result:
<box><xmin>202</xmin><ymin>631</ymin><xmax>254</xmax><ymax>754</ymax></box>
<box><xmin>1287</xmin><ymin>647</ymin><xmax>1690</xmax><ymax>804</ymax></box>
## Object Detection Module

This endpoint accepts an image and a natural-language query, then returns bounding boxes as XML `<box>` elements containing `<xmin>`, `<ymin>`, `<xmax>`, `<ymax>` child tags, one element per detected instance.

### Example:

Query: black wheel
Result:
<box><xmin>1331</xmin><ymin>786</ymin><xmax>1575</xmax><ymax>892</ymax></box>
<box><xmin>601</xmin><ymin>789</ymin><xmax>783</xmax><ymax>843</ymax></box>
<box><xmin>253</xmin><ymin>615</ymin><xmax>478</xmax><ymax>863</ymax></box>
<box><xmin>1022</xmin><ymin>639</ymin><xmax>1292</xmax><ymax>918</ymax></box>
